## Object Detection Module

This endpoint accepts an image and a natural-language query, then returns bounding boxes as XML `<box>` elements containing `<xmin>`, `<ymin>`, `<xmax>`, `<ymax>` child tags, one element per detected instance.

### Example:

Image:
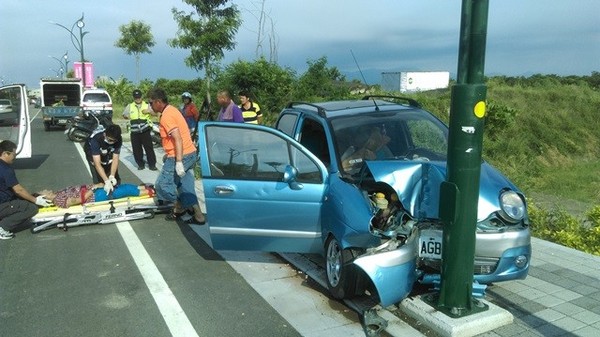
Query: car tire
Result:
<box><xmin>325</xmin><ymin>236</ymin><xmax>358</xmax><ymax>300</ymax></box>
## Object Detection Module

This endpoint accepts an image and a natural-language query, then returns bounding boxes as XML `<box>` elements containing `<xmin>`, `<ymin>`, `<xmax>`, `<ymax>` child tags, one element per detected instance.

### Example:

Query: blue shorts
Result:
<box><xmin>94</xmin><ymin>184</ymin><xmax>139</xmax><ymax>202</ymax></box>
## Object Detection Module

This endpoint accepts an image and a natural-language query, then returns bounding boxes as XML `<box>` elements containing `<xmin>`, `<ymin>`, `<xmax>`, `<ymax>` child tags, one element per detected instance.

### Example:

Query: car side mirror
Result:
<box><xmin>283</xmin><ymin>165</ymin><xmax>303</xmax><ymax>190</ymax></box>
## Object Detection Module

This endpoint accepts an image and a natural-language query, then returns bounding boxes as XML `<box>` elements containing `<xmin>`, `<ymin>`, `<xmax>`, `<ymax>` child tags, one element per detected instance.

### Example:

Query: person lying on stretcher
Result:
<box><xmin>36</xmin><ymin>183</ymin><xmax>155</xmax><ymax>209</ymax></box>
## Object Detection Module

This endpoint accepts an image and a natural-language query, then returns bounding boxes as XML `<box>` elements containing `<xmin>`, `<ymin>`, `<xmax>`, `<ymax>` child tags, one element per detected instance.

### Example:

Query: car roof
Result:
<box><xmin>83</xmin><ymin>88</ymin><xmax>109</xmax><ymax>94</ymax></box>
<box><xmin>283</xmin><ymin>96</ymin><xmax>422</xmax><ymax>119</ymax></box>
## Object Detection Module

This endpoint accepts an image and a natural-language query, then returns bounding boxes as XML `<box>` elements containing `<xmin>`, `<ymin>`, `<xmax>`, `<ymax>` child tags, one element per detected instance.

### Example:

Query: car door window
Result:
<box><xmin>276</xmin><ymin>113</ymin><xmax>298</xmax><ymax>137</ymax></box>
<box><xmin>0</xmin><ymin>87</ymin><xmax>22</xmax><ymax>141</ymax></box>
<box><xmin>0</xmin><ymin>85</ymin><xmax>30</xmax><ymax>158</ymax></box>
<box><xmin>206</xmin><ymin>125</ymin><xmax>322</xmax><ymax>183</ymax></box>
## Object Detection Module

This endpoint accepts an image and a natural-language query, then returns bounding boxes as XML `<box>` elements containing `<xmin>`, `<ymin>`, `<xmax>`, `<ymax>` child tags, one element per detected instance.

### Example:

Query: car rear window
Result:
<box><xmin>83</xmin><ymin>93</ymin><xmax>110</xmax><ymax>103</ymax></box>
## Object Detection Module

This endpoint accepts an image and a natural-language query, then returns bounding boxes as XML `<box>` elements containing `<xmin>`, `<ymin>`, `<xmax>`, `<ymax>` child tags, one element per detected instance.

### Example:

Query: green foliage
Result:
<box><xmin>484</xmin><ymin>100</ymin><xmax>517</xmax><ymax>139</ymax></box>
<box><xmin>169</xmin><ymin>0</ymin><xmax>241</xmax><ymax>84</ymax></box>
<box><xmin>115</xmin><ymin>20</ymin><xmax>155</xmax><ymax>83</ymax></box>
<box><xmin>214</xmin><ymin>57</ymin><xmax>296</xmax><ymax>124</ymax></box>
<box><xmin>293</xmin><ymin>56</ymin><xmax>349</xmax><ymax>101</ymax></box>
<box><xmin>154</xmin><ymin>78</ymin><xmax>204</xmax><ymax>101</ymax></box>
<box><xmin>115</xmin><ymin>21</ymin><xmax>155</xmax><ymax>55</ymax></box>
<box><xmin>482</xmin><ymin>75</ymin><xmax>600</xmax><ymax>202</ymax></box>
<box><xmin>529</xmin><ymin>201</ymin><xmax>600</xmax><ymax>256</ymax></box>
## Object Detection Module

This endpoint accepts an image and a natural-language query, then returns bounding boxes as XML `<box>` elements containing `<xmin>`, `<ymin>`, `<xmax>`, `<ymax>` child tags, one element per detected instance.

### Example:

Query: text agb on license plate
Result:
<box><xmin>419</xmin><ymin>229</ymin><xmax>442</xmax><ymax>259</ymax></box>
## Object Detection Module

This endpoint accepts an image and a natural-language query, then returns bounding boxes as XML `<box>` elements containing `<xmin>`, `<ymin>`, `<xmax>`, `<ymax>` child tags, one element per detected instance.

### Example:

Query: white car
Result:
<box><xmin>81</xmin><ymin>89</ymin><xmax>113</xmax><ymax>118</ymax></box>
<box><xmin>0</xmin><ymin>98</ymin><xmax>13</xmax><ymax>113</ymax></box>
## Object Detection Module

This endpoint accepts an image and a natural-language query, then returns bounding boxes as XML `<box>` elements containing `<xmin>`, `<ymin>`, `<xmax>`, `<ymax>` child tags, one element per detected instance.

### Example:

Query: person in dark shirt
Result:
<box><xmin>83</xmin><ymin>124</ymin><xmax>123</xmax><ymax>196</ymax></box>
<box><xmin>0</xmin><ymin>141</ymin><xmax>52</xmax><ymax>239</ymax></box>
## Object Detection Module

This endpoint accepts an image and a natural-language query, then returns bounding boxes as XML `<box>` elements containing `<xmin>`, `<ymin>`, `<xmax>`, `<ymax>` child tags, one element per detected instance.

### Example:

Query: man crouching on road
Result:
<box><xmin>0</xmin><ymin>141</ymin><xmax>52</xmax><ymax>239</ymax></box>
<box><xmin>147</xmin><ymin>88</ymin><xmax>205</xmax><ymax>225</ymax></box>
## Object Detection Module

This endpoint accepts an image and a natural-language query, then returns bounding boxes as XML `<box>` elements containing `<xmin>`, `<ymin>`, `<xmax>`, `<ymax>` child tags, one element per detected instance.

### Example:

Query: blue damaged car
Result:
<box><xmin>196</xmin><ymin>96</ymin><xmax>531</xmax><ymax>307</ymax></box>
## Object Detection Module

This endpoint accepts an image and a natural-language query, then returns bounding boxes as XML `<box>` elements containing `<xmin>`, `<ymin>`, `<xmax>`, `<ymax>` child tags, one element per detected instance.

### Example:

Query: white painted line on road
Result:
<box><xmin>30</xmin><ymin>108</ymin><xmax>41</xmax><ymax>121</ymax></box>
<box><xmin>74</xmin><ymin>142</ymin><xmax>197</xmax><ymax>336</ymax></box>
<box><xmin>117</xmin><ymin>222</ymin><xmax>199</xmax><ymax>337</ymax></box>
<box><xmin>74</xmin><ymin>143</ymin><xmax>90</xmax><ymax>176</ymax></box>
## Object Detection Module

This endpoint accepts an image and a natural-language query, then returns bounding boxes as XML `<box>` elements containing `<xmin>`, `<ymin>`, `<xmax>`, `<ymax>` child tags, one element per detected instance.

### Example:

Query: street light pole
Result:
<box><xmin>63</xmin><ymin>51</ymin><xmax>69</xmax><ymax>78</ymax></box>
<box><xmin>50</xmin><ymin>13</ymin><xmax>88</xmax><ymax>87</ymax></box>
<box><xmin>49</xmin><ymin>55</ymin><xmax>66</xmax><ymax>79</ymax></box>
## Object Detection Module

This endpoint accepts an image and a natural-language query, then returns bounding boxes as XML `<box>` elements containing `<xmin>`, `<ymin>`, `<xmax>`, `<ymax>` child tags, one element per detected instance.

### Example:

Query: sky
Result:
<box><xmin>0</xmin><ymin>0</ymin><xmax>598</xmax><ymax>88</ymax></box>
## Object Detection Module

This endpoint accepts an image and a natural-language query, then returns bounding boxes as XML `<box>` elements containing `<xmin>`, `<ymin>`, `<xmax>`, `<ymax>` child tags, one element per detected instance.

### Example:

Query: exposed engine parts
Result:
<box><xmin>368</xmin><ymin>189</ymin><xmax>415</xmax><ymax>239</ymax></box>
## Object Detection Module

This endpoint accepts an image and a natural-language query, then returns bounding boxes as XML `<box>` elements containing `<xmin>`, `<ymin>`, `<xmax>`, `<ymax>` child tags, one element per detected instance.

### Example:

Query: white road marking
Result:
<box><xmin>74</xmin><ymin>142</ymin><xmax>198</xmax><ymax>337</ymax></box>
<box><xmin>30</xmin><ymin>108</ymin><xmax>41</xmax><ymax>121</ymax></box>
<box><xmin>117</xmin><ymin>222</ymin><xmax>199</xmax><ymax>337</ymax></box>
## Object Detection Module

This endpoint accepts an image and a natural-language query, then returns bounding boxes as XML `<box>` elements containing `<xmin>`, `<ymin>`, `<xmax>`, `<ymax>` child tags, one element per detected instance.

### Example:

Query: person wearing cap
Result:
<box><xmin>179</xmin><ymin>92</ymin><xmax>199</xmax><ymax>134</ymax></box>
<box><xmin>122</xmin><ymin>89</ymin><xmax>157</xmax><ymax>171</ymax></box>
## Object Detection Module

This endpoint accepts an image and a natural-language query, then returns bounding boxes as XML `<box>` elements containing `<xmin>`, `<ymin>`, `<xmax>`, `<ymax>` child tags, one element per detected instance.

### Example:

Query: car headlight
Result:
<box><xmin>498</xmin><ymin>190</ymin><xmax>525</xmax><ymax>223</ymax></box>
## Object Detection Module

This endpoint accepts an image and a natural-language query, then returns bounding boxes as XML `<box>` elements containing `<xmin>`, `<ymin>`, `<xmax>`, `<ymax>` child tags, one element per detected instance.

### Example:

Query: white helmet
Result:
<box><xmin>182</xmin><ymin>92</ymin><xmax>192</xmax><ymax>99</ymax></box>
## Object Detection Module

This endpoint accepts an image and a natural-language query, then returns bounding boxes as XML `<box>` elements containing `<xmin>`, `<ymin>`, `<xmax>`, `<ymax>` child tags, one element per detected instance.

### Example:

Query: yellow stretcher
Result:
<box><xmin>31</xmin><ymin>195</ymin><xmax>170</xmax><ymax>233</ymax></box>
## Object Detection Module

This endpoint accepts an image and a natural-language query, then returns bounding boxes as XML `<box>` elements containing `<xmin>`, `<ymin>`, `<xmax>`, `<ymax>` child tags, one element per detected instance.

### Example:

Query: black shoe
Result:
<box><xmin>138</xmin><ymin>165</ymin><xmax>145</xmax><ymax>170</ymax></box>
<box><xmin>165</xmin><ymin>209</ymin><xmax>186</xmax><ymax>221</ymax></box>
<box><xmin>149</xmin><ymin>166</ymin><xmax>158</xmax><ymax>171</ymax></box>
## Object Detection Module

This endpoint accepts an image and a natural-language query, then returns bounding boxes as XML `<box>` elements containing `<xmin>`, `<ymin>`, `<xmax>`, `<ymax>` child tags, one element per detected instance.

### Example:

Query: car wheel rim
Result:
<box><xmin>326</xmin><ymin>239</ymin><xmax>341</xmax><ymax>287</ymax></box>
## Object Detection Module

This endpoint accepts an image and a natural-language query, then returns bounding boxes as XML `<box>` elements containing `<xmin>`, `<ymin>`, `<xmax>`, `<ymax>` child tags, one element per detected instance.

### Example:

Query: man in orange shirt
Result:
<box><xmin>148</xmin><ymin>88</ymin><xmax>205</xmax><ymax>224</ymax></box>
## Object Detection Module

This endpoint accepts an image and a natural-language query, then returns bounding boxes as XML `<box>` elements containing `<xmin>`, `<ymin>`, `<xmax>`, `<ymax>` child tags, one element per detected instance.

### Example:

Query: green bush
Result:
<box><xmin>529</xmin><ymin>201</ymin><xmax>600</xmax><ymax>256</ymax></box>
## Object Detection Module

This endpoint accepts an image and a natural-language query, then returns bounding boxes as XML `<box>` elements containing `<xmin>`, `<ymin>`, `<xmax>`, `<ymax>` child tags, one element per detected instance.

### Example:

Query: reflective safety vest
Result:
<box><xmin>128</xmin><ymin>101</ymin><xmax>153</xmax><ymax>133</ymax></box>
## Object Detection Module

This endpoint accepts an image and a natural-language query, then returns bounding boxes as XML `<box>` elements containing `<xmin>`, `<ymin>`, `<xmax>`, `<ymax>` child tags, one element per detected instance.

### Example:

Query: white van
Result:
<box><xmin>81</xmin><ymin>88</ymin><xmax>113</xmax><ymax>117</ymax></box>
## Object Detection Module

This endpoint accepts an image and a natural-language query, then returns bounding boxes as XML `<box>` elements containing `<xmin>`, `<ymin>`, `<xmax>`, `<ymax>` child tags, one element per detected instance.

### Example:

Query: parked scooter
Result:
<box><xmin>65</xmin><ymin>109</ymin><xmax>113</xmax><ymax>142</ymax></box>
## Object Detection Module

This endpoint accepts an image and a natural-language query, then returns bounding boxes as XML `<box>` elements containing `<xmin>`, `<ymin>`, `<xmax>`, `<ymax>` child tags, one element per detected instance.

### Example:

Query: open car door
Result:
<box><xmin>0</xmin><ymin>84</ymin><xmax>31</xmax><ymax>158</ymax></box>
<box><xmin>197</xmin><ymin>122</ymin><xmax>328</xmax><ymax>254</ymax></box>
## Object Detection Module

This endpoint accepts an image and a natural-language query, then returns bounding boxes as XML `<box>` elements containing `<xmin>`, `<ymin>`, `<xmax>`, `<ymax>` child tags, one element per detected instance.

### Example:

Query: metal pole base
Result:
<box><xmin>422</xmin><ymin>292</ymin><xmax>489</xmax><ymax>318</ymax></box>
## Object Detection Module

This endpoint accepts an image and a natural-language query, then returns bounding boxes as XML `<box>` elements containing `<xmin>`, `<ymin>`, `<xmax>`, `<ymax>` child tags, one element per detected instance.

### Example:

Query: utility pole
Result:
<box><xmin>51</xmin><ymin>14</ymin><xmax>88</xmax><ymax>87</ymax></box>
<box><xmin>425</xmin><ymin>0</ymin><xmax>490</xmax><ymax>317</ymax></box>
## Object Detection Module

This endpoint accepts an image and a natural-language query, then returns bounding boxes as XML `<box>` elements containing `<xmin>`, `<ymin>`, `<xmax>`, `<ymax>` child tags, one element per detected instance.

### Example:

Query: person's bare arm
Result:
<box><xmin>109</xmin><ymin>153</ymin><xmax>119</xmax><ymax>177</ymax></box>
<box><xmin>12</xmin><ymin>184</ymin><xmax>37</xmax><ymax>203</ymax></box>
<box><xmin>92</xmin><ymin>155</ymin><xmax>109</xmax><ymax>182</ymax></box>
<box><xmin>170</xmin><ymin>128</ymin><xmax>184</xmax><ymax>161</ymax></box>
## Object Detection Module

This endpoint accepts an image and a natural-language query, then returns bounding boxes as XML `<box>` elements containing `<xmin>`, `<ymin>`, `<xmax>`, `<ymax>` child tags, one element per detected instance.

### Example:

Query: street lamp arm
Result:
<box><xmin>51</xmin><ymin>13</ymin><xmax>87</xmax><ymax>87</ymax></box>
<box><xmin>49</xmin><ymin>21</ymin><xmax>82</xmax><ymax>53</ymax></box>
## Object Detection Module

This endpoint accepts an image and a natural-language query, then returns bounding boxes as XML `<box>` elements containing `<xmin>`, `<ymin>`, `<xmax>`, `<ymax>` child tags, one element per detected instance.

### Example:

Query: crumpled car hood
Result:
<box><xmin>364</xmin><ymin>160</ymin><xmax>519</xmax><ymax>221</ymax></box>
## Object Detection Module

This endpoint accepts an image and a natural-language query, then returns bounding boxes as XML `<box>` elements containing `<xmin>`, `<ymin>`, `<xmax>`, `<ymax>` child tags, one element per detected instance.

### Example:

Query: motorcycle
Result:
<box><xmin>65</xmin><ymin>109</ymin><xmax>113</xmax><ymax>142</ymax></box>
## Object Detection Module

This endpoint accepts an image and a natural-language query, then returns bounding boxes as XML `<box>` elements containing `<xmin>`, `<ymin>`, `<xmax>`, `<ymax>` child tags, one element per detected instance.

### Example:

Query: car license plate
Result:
<box><xmin>58</xmin><ymin>119</ymin><xmax>67</xmax><ymax>124</ymax></box>
<box><xmin>419</xmin><ymin>229</ymin><xmax>443</xmax><ymax>259</ymax></box>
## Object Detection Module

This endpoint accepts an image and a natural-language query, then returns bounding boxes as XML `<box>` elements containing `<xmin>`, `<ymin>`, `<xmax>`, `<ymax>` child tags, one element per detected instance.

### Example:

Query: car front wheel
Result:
<box><xmin>325</xmin><ymin>236</ymin><xmax>358</xmax><ymax>300</ymax></box>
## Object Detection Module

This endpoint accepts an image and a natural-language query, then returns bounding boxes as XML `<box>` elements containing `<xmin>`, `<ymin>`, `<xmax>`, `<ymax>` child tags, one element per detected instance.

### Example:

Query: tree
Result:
<box><xmin>241</xmin><ymin>0</ymin><xmax>278</xmax><ymax>62</ymax></box>
<box><xmin>115</xmin><ymin>21</ymin><xmax>155</xmax><ymax>84</ymax></box>
<box><xmin>169</xmin><ymin>0</ymin><xmax>241</xmax><ymax>107</ymax></box>
<box><xmin>295</xmin><ymin>56</ymin><xmax>348</xmax><ymax>100</ymax></box>
<box><xmin>216</xmin><ymin>57</ymin><xmax>295</xmax><ymax>124</ymax></box>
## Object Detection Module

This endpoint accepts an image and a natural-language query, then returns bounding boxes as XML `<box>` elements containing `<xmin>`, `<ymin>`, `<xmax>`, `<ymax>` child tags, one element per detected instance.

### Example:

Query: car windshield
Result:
<box><xmin>331</xmin><ymin>109</ymin><xmax>449</xmax><ymax>175</ymax></box>
<box><xmin>0</xmin><ymin>99</ymin><xmax>11</xmax><ymax>105</ymax></box>
<box><xmin>83</xmin><ymin>93</ymin><xmax>110</xmax><ymax>103</ymax></box>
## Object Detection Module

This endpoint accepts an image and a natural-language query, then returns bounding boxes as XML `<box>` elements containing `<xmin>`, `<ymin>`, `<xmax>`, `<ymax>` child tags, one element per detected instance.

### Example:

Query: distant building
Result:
<box><xmin>381</xmin><ymin>71</ymin><xmax>450</xmax><ymax>93</ymax></box>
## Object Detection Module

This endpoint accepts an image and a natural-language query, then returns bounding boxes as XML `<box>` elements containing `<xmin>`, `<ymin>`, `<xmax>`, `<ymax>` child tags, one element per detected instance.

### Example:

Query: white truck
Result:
<box><xmin>382</xmin><ymin>71</ymin><xmax>450</xmax><ymax>93</ymax></box>
<box><xmin>40</xmin><ymin>78</ymin><xmax>83</xmax><ymax>130</ymax></box>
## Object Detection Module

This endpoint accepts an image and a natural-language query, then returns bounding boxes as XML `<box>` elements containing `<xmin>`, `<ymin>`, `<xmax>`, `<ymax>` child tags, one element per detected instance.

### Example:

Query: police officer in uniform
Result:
<box><xmin>83</xmin><ymin>124</ymin><xmax>123</xmax><ymax>195</ymax></box>
<box><xmin>123</xmin><ymin>89</ymin><xmax>157</xmax><ymax>170</ymax></box>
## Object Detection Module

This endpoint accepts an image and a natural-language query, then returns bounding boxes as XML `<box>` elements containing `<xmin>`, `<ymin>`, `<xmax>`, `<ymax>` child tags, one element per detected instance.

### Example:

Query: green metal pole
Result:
<box><xmin>427</xmin><ymin>0</ymin><xmax>490</xmax><ymax>317</ymax></box>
